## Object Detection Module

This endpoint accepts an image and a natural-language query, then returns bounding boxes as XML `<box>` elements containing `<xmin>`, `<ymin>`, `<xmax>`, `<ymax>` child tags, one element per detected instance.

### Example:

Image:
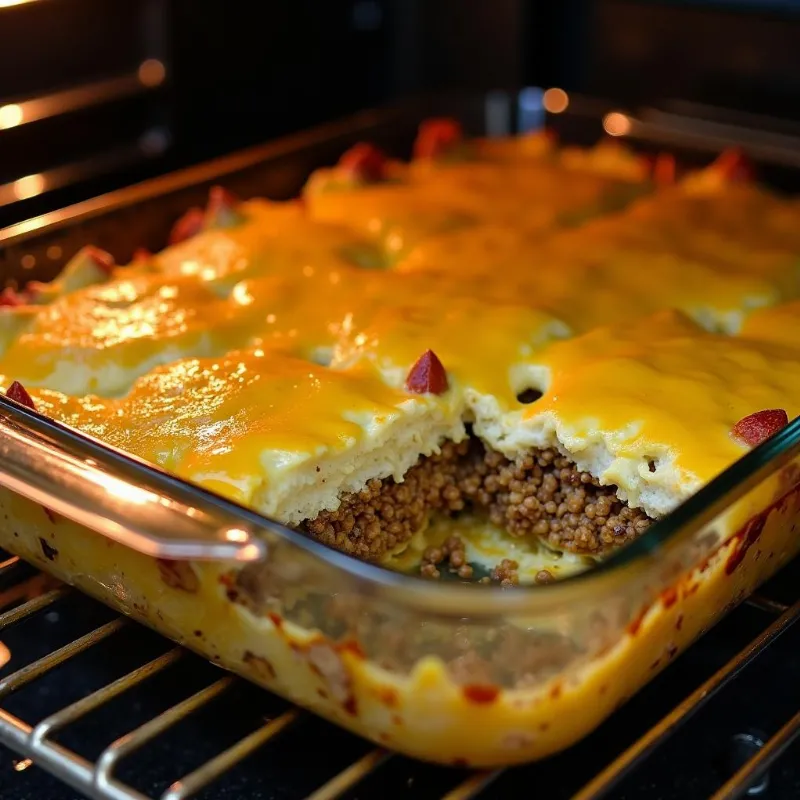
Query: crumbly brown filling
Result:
<box><xmin>302</xmin><ymin>441</ymin><xmax>470</xmax><ymax>560</ymax></box>
<box><xmin>300</xmin><ymin>438</ymin><xmax>652</xmax><ymax>564</ymax></box>
<box><xmin>420</xmin><ymin>535</ymin><xmax>474</xmax><ymax>580</ymax></box>
<box><xmin>456</xmin><ymin>443</ymin><xmax>652</xmax><ymax>552</ymax></box>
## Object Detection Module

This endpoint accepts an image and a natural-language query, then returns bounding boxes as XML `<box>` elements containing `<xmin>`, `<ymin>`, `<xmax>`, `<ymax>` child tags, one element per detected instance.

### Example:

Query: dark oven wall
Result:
<box><xmin>168</xmin><ymin>0</ymin><xmax>391</xmax><ymax>166</ymax></box>
<box><xmin>527</xmin><ymin>0</ymin><xmax>800</xmax><ymax>118</ymax></box>
<box><xmin>0</xmin><ymin>0</ymin><xmax>392</xmax><ymax>229</ymax></box>
<box><xmin>2</xmin><ymin>0</ymin><xmax>800</xmax><ymax>229</ymax></box>
<box><xmin>0</xmin><ymin>0</ymin><xmax>171</xmax><ymax>228</ymax></box>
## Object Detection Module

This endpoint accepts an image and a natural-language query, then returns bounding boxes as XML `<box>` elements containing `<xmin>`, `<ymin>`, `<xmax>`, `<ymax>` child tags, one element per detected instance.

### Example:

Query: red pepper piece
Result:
<box><xmin>6</xmin><ymin>381</ymin><xmax>35</xmax><ymax>410</ymax></box>
<box><xmin>651</xmin><ymin>152</ymin><xmax>677</xmax><ymax>186</ymax></box>
<box><xmin>0</xmin><ymin>287</ymin><xmax>27</xmax><ymax>307</ymax></box>
<box><xmin>463</xmin><ymin>684</ymin><xmax>500</xmax><ymax>704</ymax></box>
<box><xmin>712</xmin><ymin>147</ymin><xmax>757</xmax><ymax>183</ymax></box>
<box><xmin>732</xmin><ymin>409</ymin><xmax>789</xmax><ymax>447</ymax></box>
<box><xmin>83</xmin><ymin>245</ymin><xmax>115</xmax><ymax>275</ymax></box>
<box><xmin>207</xmin><ymin>184</ymin><xmax>238</xmax><ymax>213</ymax></box>
<box><xmin>205</xmin><ymin>185</ymin><xmax>246</xmax><ymax>229</ymax></box>
<box><xmin>207</xmin><ymin>185</ymin><xmax>239</xmax><ymax>209</ymax></box>
<box><xmin>338</xmin><ymin>143</ymin><xmax>388</xmax><ymax>183</ymax></box>
<box><xmin>168</xmin><ymin>206</ymin><xmax>205</xmax><ymax>246</ymax></box>
<box><xmin>405</xmin><ymin>350</ymin><xmax>449</xmax><ymax>395</ymax></box>
<box><xmin>413</xmin><ymin>118</ymin><xmax>464</xmax><ymax>160</ymax></box>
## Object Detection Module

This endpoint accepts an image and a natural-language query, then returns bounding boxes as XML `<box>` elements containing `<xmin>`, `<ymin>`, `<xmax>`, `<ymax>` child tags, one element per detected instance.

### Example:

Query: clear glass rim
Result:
<box><xmin>221</xmin><ymin>417</ymin><xmax>800</xmax><ymax>610</ymax></box>
<box><xmin>6</xmin><ymin>403</ymin><xmax>800</xmax><ymax>618</ymax></box>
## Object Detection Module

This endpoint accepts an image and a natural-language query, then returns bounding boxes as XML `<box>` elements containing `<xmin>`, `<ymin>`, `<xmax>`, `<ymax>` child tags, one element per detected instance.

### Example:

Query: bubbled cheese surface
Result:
<box><xmin>2</xmin><ymin>134</ymin><xmax>800</xmax><ymax>526</ymax></box>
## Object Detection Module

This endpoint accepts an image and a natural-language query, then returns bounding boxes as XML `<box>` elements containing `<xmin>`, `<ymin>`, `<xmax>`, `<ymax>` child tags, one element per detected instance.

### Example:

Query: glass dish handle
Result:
<box><xmin>0</xmin><ymin>395</ymin><xmax>267</xmax><ymax>563</ymax></box>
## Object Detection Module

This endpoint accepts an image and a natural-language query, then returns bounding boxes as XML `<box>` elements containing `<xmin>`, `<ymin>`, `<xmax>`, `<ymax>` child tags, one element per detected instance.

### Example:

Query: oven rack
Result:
<box><xmin>0</xmin><ymin>0</ymin><xmax>171</xmax><ymax>219</ymax></box>
<box><xmin>0</xmin><ymin>554</ymin><xmax>796</xmax><ymax>800</ymax></box>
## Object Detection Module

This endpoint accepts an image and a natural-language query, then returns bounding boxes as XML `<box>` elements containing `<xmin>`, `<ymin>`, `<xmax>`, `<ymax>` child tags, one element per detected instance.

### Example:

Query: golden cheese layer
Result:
<box><xmin>1</xmin><ymin>133</ymin><xmax>799</xmax><ymax>532</ymax></box>
<box><xmin>32</xmin><ymin>348</ymin><xmax>465</xmax><ymax>521</ymax></box>
<box><xmin>475</xmin><ymin>310</ymin><xmax>800</xmax><ymax>516</ymax></box>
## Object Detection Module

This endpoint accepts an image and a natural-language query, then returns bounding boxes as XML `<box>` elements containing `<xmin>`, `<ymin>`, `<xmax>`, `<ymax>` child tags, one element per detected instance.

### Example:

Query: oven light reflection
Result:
<box><xmin>12</xmin><ymin>758</ymin><xmax>32</xmax><ymax>772</ymax></box>
<box><xmin>225</xmin><ymin>527</ymin><xmax>249</xmax><ymax>543</ymax></box>
<box><xmin>91</xmin><ymin>473</ymin><xmax>161</xmax><ymax>506</ymax></box>
<box><xmin>12</xmin><ymin>174</ymin><xmax>45</xmax><ymax>200</ymax></box>
<box><xmin>0</xmin><ymin>104</ymin><xmax>23</xmax><ymax>129</ymax></box>
<box><xmin>603</xmin><ymin>111</ymin><xmax>632</xmax><ymax>137</ymax></box>
<box><xmin>138</xmin><ymin>59</ymin><xmax>166</xmax><ymax>88</ymax></box>
<box><xmin>240</xmin><ymin>543</ymin><xmax>263</xmax><ymax>560</ymax></box>
<box><xmin>542</xmin><ymin>88</ymin><xmax>569</xmax><ymax>114</ymax></box>
<box><xmin>231</xmin><ymin>282</ymin><xmax>254</xmax><ymax>306</ymax></box>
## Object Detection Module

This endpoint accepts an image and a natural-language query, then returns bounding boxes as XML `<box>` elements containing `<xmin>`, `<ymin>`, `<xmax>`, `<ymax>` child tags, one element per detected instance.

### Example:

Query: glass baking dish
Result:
<box><xmin>0</xmin><ymin>91</ymin><xmax>798</xmax><ymax>768</ymax></box>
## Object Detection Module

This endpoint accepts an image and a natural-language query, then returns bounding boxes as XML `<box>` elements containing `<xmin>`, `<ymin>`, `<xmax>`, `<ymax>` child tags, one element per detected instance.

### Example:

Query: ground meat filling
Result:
<box><xmin>456</xmin><ymin>444</ymin><xmax>652</xmax><ymax>553</ymax></box>
<box><xmin>300</xmin><ymin>438</ymin><xmax>652</xmax><ymax>561</ymax></box>
<box><xmin>302</xmin><ymin>441</ymin><xmax>469</xmax><ymax>561</ymax></box>
<box><xmin>420</xmin><ymin>535</ymin><xmax>474</xmax><ymax>580</ymax></box>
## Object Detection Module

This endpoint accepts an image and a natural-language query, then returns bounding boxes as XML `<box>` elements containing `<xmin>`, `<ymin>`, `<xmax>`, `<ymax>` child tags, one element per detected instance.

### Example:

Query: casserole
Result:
<box><xmin>0</xmin><ymin>92</ymin><xmax>798</xmax><ymax>767</ymax></box>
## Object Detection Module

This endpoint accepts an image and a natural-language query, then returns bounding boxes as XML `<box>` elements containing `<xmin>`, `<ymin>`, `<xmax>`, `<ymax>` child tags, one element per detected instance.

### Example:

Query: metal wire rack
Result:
<box><xmin>0</xmin><ymin>553</ymin><xmax>797</xmax><ymax>800</ymax></box>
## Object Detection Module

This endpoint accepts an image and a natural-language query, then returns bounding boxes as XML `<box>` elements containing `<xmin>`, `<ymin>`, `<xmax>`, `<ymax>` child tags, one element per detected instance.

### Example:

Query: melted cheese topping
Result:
<box><xmin>153</xmin><ymin>199</ymin><xmax>385</xmax><ymax>280</ymax></box>
<box><xmin>1</xmin><ymin>275</ymin><xmax>250</xmax><ymax>395</ymax></box>
<box><xmin>1</xmin><ymin>136</ymin><xmax>799</xmax><ymax>530</ymax></box>
<box><xmin>33</xmin><ymin>348</ymin><xmax>465</xmax><ymax>520</ymax></box>
<box><xmin>479</xmin><ymin>310</ymin><xmax>800</xmax><ymax>516</ymax></box>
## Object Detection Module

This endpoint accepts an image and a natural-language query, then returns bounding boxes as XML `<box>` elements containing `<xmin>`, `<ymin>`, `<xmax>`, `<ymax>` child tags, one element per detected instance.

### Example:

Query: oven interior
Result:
<box><xmin>0</xmin><ymin>1</ymin><xmax>799</xmax><ymax>797</ymax></box>
<box><xmin>1</xmin><ymin>1</ymin><xmax>798</xmax><ymax>226</ymax></box>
